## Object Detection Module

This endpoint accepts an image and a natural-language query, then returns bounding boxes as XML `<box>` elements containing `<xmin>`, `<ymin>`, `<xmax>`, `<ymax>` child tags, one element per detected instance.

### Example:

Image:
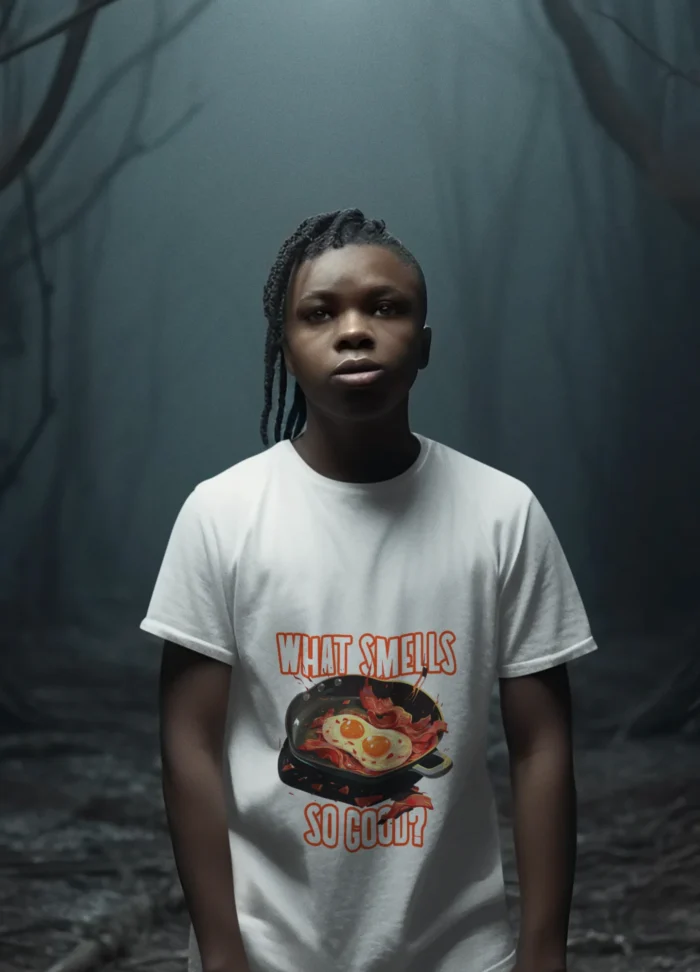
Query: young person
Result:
<box><xmin>141</xmin><ymin>209</ymin><xmax>597</xmax><ymax>972</ymax></box>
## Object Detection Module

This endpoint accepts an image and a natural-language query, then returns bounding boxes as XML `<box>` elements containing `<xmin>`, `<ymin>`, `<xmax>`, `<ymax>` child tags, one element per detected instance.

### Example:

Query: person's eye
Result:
<box><xmin>306</xmin><ymin>308</ymin><xmax>330</xmax><ymax>322</ymax></box>
<box><xmin>375</xmin><ymin>301</ymin><xmax>397</xmax><ymax>316</ymax></box>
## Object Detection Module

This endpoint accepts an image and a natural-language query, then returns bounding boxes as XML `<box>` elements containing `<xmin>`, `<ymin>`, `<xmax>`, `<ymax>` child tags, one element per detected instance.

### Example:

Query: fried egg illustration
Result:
<box><xmin>321</xmin><ymin>714</ymin><xmax>412</xmax><ymax>772</ymax></box>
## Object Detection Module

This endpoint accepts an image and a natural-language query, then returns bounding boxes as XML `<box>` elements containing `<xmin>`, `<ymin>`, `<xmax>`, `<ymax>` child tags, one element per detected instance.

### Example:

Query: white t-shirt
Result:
<box><xmin>141</xmin><ymin>434</ymin><xmax>596</xmax><ymax>972</ymax></box>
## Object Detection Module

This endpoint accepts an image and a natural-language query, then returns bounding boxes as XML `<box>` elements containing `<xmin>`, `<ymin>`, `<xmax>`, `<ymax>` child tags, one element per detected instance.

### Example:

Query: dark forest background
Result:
<box><xmin>1</xmin><ymin>2</ymin><xmax>700</xmax><ymax>970</ymax></box>
<box><xmin>1</xmin><ymin>0</ymin><xmax>700</xmax><ymax>743</ymax></box>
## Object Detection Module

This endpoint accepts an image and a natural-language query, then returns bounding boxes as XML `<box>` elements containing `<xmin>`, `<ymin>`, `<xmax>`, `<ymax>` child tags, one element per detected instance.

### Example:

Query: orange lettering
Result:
<box><xmin>335</xmin><ymin>635</ymin><xmax>352</xmax><ymax>674</ymax></box>
<box><xmin>375</xmin><ymin>636</ymin><xmax>399</xmax><ymax>679</ymax></box>
<box><xmin>409</xmin><ymin>807</ymin><xmax>428</xmax><ymax>847</ymax></box>
<box><xmin>320</xmin><ymin>636</ymin><xmax>335</xmax><ymax>675</ymax></box>
<box><xmin>400</xmin><ymin>634</ymin><xmax>416</xmax><ymax>675</ymax></box>
<box><xmin>438</xmin><ymin>631</ymin><xmax>457</xmax><ymax>675</ymax></box>
<box><xmin>361</xmin><ymin>808</ymin><xmax>378</xmax><ymax>848</ymax></box>
<box><xmin>425</xmin><ymin>631</ymin><xmax>439</xmax><ymax>672</ymax></box>
<box><xmin>277</xmin><ymin>633</ymin><xmax>302</xmax><ymax>674</ymax></box>
<box><xmin>344</xmin><ymin>808</ymin><xmax>362</xmax><ymax>853</ymax></box>
<box><xmin>303</xmin><ymin>635</ymin><xmax>320</xmax><ymax>679</ymax></box>
<box><xmin>391</xmin><ymin>811</ymin><xmax>410</xmax><ymax>846</ymax></box>
<box><xmin>303</xmin><ymin>803</ymin><xmax>323</xmax><ymax>846</ymax></box>
<box><xmin>358</xmin><ymin>634</ymin><xmax>375</xmax><ymax>676</ymax></box>
<box><xmin>321</xmin><ymin>805</ymin><xmax>339</xmax><ymax>847</ymax></box>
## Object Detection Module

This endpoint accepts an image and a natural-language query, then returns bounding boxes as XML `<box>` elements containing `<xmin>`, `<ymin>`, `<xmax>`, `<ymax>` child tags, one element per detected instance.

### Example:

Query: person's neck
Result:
<box><xmin>291</xmin><ymin>409</ymin><xmax>421</xmax><ymax>484</ymax></box>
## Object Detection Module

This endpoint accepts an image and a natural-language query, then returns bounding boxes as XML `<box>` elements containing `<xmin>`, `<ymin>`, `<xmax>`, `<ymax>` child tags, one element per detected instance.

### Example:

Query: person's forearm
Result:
<box><xmin>510</xmin><ymin>747</ymin><xmax>576</xmax><ymax>970</ymax></box>
<box><xmin>162</xmin><ymin>743</ymin><xmax>249</xmax><ymax>972</ymax></box>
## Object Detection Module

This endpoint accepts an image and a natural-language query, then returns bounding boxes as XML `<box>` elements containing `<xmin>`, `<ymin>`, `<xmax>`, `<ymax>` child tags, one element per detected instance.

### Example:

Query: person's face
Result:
<box><xmin>282</xmin><ymin>244</ymin><xmax>431</xmax><ymax>427</ymax></box>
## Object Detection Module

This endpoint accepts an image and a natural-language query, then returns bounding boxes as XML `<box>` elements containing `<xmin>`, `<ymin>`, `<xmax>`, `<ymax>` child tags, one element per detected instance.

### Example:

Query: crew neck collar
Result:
<box><xmin>280</xmin><ymin>434</ymin><xmax>432</xmax><ymax>495</ymax></box>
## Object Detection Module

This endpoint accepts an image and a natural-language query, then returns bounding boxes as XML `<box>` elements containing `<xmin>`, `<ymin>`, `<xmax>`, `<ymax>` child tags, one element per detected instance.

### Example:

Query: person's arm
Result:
<box><xmin>160</xmin><ymin>640</ymin><xmax>250</xmax><ymax>972</ymax></box>
<box><xmin>499</xmin><ymin>664</ymin><xmax>575</xmax><ymax>972</ymax></box>
<box><xmin>495</xmin><ymin>490</ymin><xmax>595</xmax><ymax>972</ymax></box>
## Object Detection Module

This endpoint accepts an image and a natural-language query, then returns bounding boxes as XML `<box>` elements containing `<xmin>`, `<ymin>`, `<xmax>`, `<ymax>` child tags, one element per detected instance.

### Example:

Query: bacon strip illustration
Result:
<box><xmin>299</xmin><ymin>683</ymin><xmax>447</xmax><ymax>777</ymax></box>
<box><xmin>379</xmin><ymin>791</ymin><xmax>434</xmax><ymax>822</ymax></box>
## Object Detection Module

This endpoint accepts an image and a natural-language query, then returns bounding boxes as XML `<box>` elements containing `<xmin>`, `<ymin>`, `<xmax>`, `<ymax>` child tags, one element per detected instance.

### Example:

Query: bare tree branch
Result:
<box><xmin>0</xmin><ymin>3</ymin><xmax>26</xmax><ymax>140</ymax></box>
<box><xmin>593</xmin><ymin>8</ymin><xmax>700</xmax><ymax>90</ymax></box>
<box><xmin>22</xmin><ymin>171</ymin><xmax>54</xmax><ymax>409</ymax></box>
<box><xmin>0</xmin><ymin>0</ymin><xmax>210</xmax><ymax>509</ymax></box>
<box><xmin>2</xmin><ymin>0</ymin><xmax>214</xmax><ymax>273</ymax></box>
<box><xmin>0</xmin><ymin>0</ymin><xmax>21</xmax><ymax>40</ymax></box>
<box><xmin>543</xmin><ymin>0</ymin><xmax>658</xmax><ymax>168</ymax></box>
<box><xmin>0</xmin><ymin>0</ymin><xmax>212</xmax><ymax>729</ymax></box>
<box><xmin>542</xmin><ymin>0</ymin><xmax>700</xmax><ymax>231</ymax></box>
<box><xmin>37</xmin><ymin>0</ymin><xmax>212</xmax><ymax>190</ymax></box>
<box><xmin>0</xmin><ymin>170</ymin><xmax>57</xmax><ymax>503</ymax></box>
<box><xmin>0</xmin><ymin>0</ymin><xmax>100</xmax><ymax>193</ymax></box>
<box><xmin>0</xmin><ymin>0</ymin><xmax>123</xmax><ymax>66</ymax></box>
<box><xmin>27</xmin><ymin>100</ymin><xmax>202</xmax><ymax>266</ymax></box>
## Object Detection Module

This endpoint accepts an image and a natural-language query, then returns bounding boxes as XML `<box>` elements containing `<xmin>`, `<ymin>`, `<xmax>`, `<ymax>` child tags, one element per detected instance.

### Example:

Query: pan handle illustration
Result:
<box><xmin>412</xmin><ymin>749</ymin><xmax>453</xmax><ymax>779</ymax></box>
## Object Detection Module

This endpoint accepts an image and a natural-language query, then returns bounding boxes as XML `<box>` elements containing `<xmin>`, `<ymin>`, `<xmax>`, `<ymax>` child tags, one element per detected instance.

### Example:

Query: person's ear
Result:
<box><xmin>418</xmin><ymin>326</ymin><xmax>432</xmax><ymax>370</ymax></box>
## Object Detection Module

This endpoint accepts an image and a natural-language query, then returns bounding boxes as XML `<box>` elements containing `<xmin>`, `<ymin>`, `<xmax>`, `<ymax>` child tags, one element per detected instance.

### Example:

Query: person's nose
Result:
<box><xmin>334</xmin><ymin>310</ymin><xmax>376</xmax><ymax>351</ymax></box>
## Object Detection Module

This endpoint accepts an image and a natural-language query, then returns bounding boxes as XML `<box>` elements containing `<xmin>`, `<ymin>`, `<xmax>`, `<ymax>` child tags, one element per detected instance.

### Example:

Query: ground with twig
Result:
<box><xmin>0</xmin><ymin>639</ymin><xmax>698</xmax><ymax>972</ymax></box>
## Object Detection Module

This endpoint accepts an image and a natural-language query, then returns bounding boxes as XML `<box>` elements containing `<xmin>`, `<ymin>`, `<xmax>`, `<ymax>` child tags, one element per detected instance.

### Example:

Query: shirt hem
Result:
<box><xmin>188</xmin><ymin>939</ymin><xmax>516</xmax><ymax>972</ymax></box>
<box><xmin>498</xmin><ymin>635</ymin><xmax>597</xmax><ymax>678</ymax></box>
<box><xmin>139</xmin><ymin>619</ymin><xmax>234</xmax><ymax>666</ymax></box>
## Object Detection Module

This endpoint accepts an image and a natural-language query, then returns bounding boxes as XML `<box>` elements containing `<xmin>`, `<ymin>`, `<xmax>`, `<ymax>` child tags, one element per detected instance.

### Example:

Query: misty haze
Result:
<box><xmin>1</xmin><ymin>2</ymin><xmax>699</xmax><ymax>971</ymax></box>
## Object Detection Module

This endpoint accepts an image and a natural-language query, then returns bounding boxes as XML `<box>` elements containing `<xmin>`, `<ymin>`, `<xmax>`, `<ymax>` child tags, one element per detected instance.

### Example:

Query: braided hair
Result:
<box><xmin>260</xmin><ymin>208</ymin><xmax>427</xmax><ymax>447</ymax></box>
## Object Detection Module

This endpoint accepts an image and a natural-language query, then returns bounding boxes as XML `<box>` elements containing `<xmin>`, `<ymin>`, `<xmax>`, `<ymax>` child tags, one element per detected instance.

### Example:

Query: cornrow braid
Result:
<box><xmin>260</xmin><ymin>208</ymin><xmax>427</xmax><ymax>447</ymax></box>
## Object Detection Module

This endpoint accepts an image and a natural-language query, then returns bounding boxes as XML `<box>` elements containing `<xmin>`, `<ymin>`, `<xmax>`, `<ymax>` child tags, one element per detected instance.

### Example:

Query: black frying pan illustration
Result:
<box><xmin>284</xmin><ymin>674</ymin><xmax>452</xmax><ymax>788</ymax></box>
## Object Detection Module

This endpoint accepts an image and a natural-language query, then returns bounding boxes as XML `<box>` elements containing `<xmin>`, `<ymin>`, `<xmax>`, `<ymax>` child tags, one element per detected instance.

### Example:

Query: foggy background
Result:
<box><xmin>3</xmin><ymin>0</ymin><xmax>699</xmax><ymax>728</ymax></box>
<box><xmin>1</xmin><ymin>1</ymin><xmax>699</xmax><ymax>969</ymax></box>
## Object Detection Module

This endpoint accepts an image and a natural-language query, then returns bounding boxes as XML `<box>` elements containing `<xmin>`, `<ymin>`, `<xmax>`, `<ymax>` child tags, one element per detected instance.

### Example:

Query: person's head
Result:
<box><xmin>260</xmin><ymin>209</ymin><xmax>431</xmax><ymax>446</ymax></box>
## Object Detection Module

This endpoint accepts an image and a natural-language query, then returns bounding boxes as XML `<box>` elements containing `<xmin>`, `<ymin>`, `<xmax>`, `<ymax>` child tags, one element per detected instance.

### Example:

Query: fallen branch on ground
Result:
<box><xmin>0</xmin><ymin>857</ymin><xmax>172</xmax><ymax>879</ymax></box>
<box><xmin>568</xmin><ymin>928</ymin><xmax>700</xmax><ymax>954</ymax></box>
<box><xmin>43</xmin><ymin>880</ymin><xmax>184</xmax><ymax>972</ymax></box>
<box><xmin>121</xmin><ymin>949</ymin><xmax>189</xmax><ymax>968</ymax></box>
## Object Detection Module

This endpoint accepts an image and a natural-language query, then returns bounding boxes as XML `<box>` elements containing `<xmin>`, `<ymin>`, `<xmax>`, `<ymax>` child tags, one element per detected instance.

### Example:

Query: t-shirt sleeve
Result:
<box><xmin>497</xmin><ymin>492</ymin><xmax>597</xmax><ymax>678</ymax></box>
<box><xmin>140</xmin><ymin>486</ymin><xmax>236</xmax><ymax>666</ymax></box>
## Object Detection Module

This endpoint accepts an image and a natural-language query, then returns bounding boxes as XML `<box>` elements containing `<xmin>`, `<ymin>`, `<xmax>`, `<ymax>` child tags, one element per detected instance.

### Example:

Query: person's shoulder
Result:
<box><xmin>188</xmin><ymin>443</ymin><xmax>286</xmax><ymax>517</ymax></box>
<box><xmin>426</xmin><ymin>437</ymin><xmax>534</xmax><ymax>514</ymax></box>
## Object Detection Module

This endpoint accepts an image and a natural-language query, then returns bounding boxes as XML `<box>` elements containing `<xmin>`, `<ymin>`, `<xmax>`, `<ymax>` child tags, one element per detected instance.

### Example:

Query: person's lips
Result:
<box><xmin>331</xmin><ymin>358</ymin><xmax>385</xmax><ymax>387</ymax></box>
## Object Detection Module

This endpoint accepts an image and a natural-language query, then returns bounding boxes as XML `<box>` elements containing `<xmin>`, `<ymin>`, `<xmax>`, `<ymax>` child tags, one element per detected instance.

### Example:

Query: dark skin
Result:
<box><xmin>501</xmin><ymin>665</ymin><xmax>576</xmax><ymax>972</ymax></box>
<box><xmin>160</xmin><ymin>244</ymin><xmax>576</xmax><ymax>972</ymax></box>
<box><xmin>282</xmin><ymin>244</ymin><xmax>431</xmax><ymax>484</ymax></box>
<box><xmin>159</xmin><ymin>645</ymin><xmax>248</xmax><ymax>972</ymax></box>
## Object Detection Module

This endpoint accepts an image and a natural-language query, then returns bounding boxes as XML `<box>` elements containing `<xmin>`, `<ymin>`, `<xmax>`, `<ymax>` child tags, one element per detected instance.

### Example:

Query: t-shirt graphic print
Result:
<box><xmin>140</xmin><ymin>435</ymin><xmax>597</xmax><ymax>972</ymax></box>
<box><xmin>277</xmin><ymin>636</ymin><xmax>455</xmax><ymax>855</ymax></box>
